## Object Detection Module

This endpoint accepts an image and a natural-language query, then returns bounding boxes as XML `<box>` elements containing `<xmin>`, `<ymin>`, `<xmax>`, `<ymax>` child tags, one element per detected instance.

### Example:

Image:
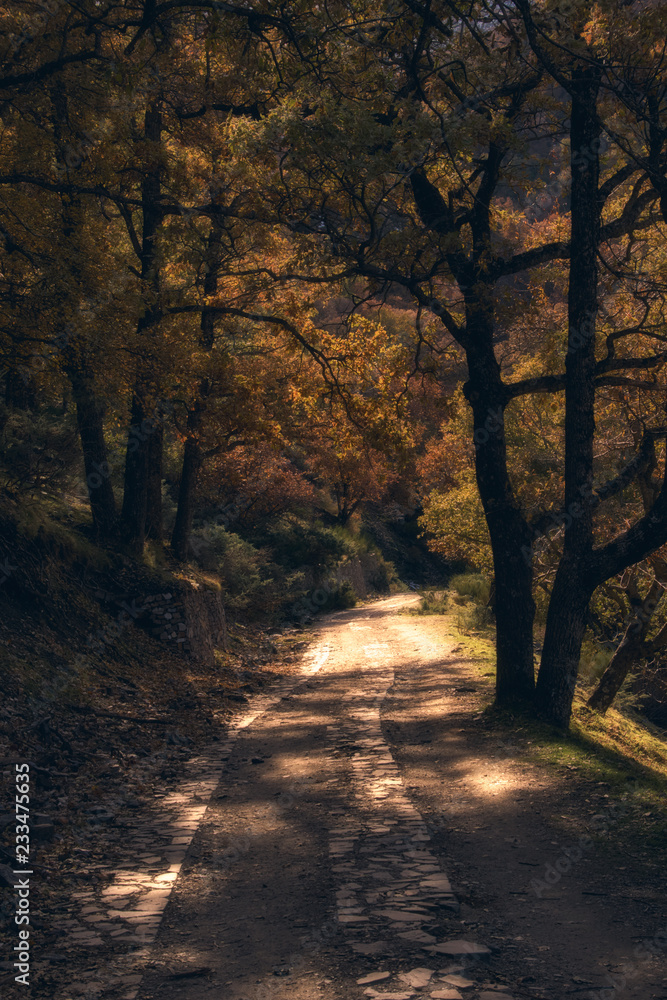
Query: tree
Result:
<box><xmin>287</xmin><ymin>317</ymin><xmax>414</xmax><ymax>525</ymax></box>
<box><xmin>5</xmin><ymin>0</ymin><xmax>667</xmax><ymax>733</ymax></box>
<box><xmin>514</xmin><ymin>0</ymin><xmax>667</xmax><ymax>723</ymax></box>
<box><xmin>231</xmin><ymin>0</ymin><xmax>667</xmax><ymax>716</ymax></box>
<box><xmin>0</xmin><ymin>0</ymin><xmax>311</xmax><ymax>551</ymax></box>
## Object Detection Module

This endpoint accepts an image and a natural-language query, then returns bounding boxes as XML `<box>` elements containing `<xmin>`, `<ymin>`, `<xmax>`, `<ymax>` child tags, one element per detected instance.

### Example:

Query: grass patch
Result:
<box><xmin>572</xmin><ymin>698</ymin><xmax>667</xmax><ymax>791</ymax></box>
<box><xmin>457</xmin><ymin>631</ymin><xmax>496</xmax><ymax>669</ymax></box>
<box><xmin>481</xmin><ymin>694</ymin><xmax>667</xmax><ymax>850</ymax></box>
<box><xmin>445</xmin><ymin>573</ymin><xmax>494</xmax><ymax>634</ymax></box>
<box><xmin>436</xmin><ymin>593</ymin><xmax>667</xmax><ymax>849</ymax></box>
<box><xmin>453</xmin><ymin>603</ymin><xmax>494</xmax><ymax>634</ymax></box>
<box><xmin>405</xmin><ymin>589</ymin><xmax>450</xmax><ymax>615</ymax></box>
<box><xmin>11</xmin><ymin>502</ymin><xmax>114</xmax><ymax>570</ymax></box>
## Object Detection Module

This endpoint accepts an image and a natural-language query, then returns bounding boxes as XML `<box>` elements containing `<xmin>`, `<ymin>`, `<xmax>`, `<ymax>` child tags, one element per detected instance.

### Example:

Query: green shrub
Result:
<box><xmin>470</xmin><ymin>603</ymin><xmax>494</xmax><ymax>628</ymax></box>
<box><xmin>414</xmin><ymin>590</ymin><xmax>449</xmax><ymax>615</ymax></box>
<box><xmin>449</xmin><ymin>572</ymin><xmax>491</xmax><ymax>605</ymax></box>
<box><xmin>190</xmin><ymin>525</ymin><xmax>267</xmax><ymax>607</ymax></box>
<box><xmin>0</xmin><ymin>405</ymin><xmax>80</xmax><ymax>497</ymax></box>
<box><xmin>453</xmin><ymin>601</ymin><xmax>494</xmax><ymax>634</ymax></box>
<box><xmin>578</xmin><ymin>640</ymin><xmax>614</xmax><ymax>686</ymax></box>
<box><xmin>257</xmin><ymin>517</ymin><xmax>346</xmax><ymax>571</ymax></box>
<box><xmin>219</xmin><ymin>535</ymin><xmax>265</xmax><ymax>601</ymax></box>
<box><xmin>368</xmin><ymin>561</ymin><xmax>391</xmax><ymax>593</ymax></box>
<box><xmin>327</xmin><ymin>581</ymin><xmax>357</xmax><ymax>609</ymax></box>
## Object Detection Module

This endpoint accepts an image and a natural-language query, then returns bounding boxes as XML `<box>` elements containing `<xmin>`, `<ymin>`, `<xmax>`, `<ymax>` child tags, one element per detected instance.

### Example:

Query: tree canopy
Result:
<box><xmin>4</xmin><ymin>0</ymin><xmax>667</xmax><ymax>726</ymax></box>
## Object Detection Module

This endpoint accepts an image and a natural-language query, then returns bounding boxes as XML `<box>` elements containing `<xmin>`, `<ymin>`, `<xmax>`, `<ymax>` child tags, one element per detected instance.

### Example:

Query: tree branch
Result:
<box><xmin>590</xmin><ymin>429</ymin><xmax>667</xmax><ymax>585</ymax></box>
<box><xmin>0</xmin><ymin>49</ymin><xmax>99</xmax><ymax>92</ymax></box>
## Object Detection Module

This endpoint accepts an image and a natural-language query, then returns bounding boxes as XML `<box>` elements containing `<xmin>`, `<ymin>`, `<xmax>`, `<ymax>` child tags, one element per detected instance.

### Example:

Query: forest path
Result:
<box><xmin>133</xmin><ymin>596</ymin><xmax>665</xmax><ymax>1000</ymax></box>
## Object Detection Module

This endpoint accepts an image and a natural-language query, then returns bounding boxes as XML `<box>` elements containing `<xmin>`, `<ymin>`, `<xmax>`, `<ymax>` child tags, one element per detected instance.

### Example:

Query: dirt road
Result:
<box><xmin>133</xmin><ymin>596</ymin><xmax>666</xmax><ymax>1000</ymax></box>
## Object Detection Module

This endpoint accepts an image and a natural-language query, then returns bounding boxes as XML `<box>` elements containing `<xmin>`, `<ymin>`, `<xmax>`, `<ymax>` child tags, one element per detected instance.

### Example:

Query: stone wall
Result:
<box><xmin>96</xmin><ymin>577</ymin><xmax>228</xmax><ymax>668</ymax></box>
<box><xmin>142</xmin><ymin>581</ymin><xmax>227</xmax><ymax>667</ymax></box>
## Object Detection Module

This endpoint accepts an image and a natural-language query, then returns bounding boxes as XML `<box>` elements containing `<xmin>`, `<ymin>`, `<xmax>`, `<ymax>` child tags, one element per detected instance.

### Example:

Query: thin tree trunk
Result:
<box><xmin>536</xmin><ymin>68</ymin><xmax>601</xmax><ymax>727</ymax></box>
<box><xmin>121</xmin><ymin>393</ymin><xmax>148</xmax><ymax>549</ymax></box>
<box><xmin>145</xmin><ymin>420</ymin><xmax>163</xmax><ymax>542</ymax></box>
<box><xmin>171</xmin><ymin>431</ymin><xmax>202</xmax><ymax>561</ymax></box>
<box><xmin>47</xmin><ymin>85</ymin><xmax>116</xmax><ymax>538</ymax></box>
<box><xmin>171</xmin><ymin>217</ymin><xmax>224</xmax><ymax>561</ymax></box>
<box><xmin>588</xmin><ymin>631</ymin><xmax>645</xmax><ymax>713</ymax></box>
<box><xmin>120</xmin><ymin>104</ymin><xmax>162</xmax><ymax>550</ymax></box>
<box><xmin>67</xmin><ymin>365</ymin><xmax>117</xmax><ymax>538</ymax></box>
<box><xmin>589</xmin><ymin>577</ymin><xmax>664</xmax><ymax>712</ymax></box>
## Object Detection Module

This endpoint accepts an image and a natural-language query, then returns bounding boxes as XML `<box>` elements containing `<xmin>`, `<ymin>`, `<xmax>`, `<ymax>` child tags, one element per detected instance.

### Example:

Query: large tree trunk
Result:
<box><xmin>410</xmin><ymin>159</ymin><xmax>537</xmax><ymax>705</ymax></box>
<box><xmin>466</xmin><ymin>314</ymin><xmax>536</xmax><ymax>704</ymax></box>
<box><xmin>171</xmin><ymin>218</ymin><xmax>224</xmax><ymax>561</ymax></box>
<box><xmin>538</xmin><ymin>568</ymin><xmax>595</xmax><ymax>724</ymax></box>
<box><xmin>145</xmin><ymin>420</ymin><xmax>163</xmax><ymax>542</ymax></box>
<box><xmin>67</xmin><ymin>365</ymin><xmax>117</xmax><ymax>538</ymax></box>
<box><xmin>536</xmin><ymin>68</ymin><xmax>601</xmax><ymax>727</ymax></box>
<box><xmin>488</xmin><ymin>507</ymin><xmax>537</xmax><ymax>703</ymax></box>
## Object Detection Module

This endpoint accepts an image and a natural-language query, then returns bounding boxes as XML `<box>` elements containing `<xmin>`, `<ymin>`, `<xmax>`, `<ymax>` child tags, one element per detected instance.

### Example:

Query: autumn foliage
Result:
<box><xmin>4</xmin><ymin>1</ymin><xmax>667</xmax><ymax>724</ymax></box>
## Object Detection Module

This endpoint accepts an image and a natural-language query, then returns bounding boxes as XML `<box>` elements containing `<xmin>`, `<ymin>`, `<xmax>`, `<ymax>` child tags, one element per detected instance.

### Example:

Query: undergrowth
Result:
<box><xmin>407</xmin><ymin>589</ymin><xmax>449</xmax><ymax>615</ymax></box>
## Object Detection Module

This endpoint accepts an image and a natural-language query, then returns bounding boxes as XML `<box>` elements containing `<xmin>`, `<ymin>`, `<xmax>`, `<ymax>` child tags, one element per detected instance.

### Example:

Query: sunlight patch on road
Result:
<box><xmin>307</xmin><ymin>643</ymin><xmax>330</xmax><ymax>674</ymax></box>
<box><xmin>362</xmin><ymin>643</ymin><xmax>390</xmax><ymax>661</ymax></box>
<box><xmin>466</xmin><ymin>768</ymin><xmax>524</xmax><ymax>798</ymax></box>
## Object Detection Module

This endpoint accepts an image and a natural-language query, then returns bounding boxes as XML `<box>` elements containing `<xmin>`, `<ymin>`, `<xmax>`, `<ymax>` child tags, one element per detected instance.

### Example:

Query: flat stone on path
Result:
<box><xmin>374</xmin><ymin>909</ymin><xmax>429</xmax><ymax>922</ymax></box>
<box><xmin>421</xmin><ymin>876</ymin><xmax>452</xmax><ymax>890</ymax></box>
<box><xmin>363</xmin><ymin>994</ymin><xmax>416</xmax><ymax>1000</ymax></box>
<box><xmin>398</xmin><ymin>967</ymin><xmax>435</xmax><ymax>988</ymax></box>
<box><xmin>430</xmin><ymin>991</ymin><xmax>463</xmax><ymax>999</ymax></box>
<box><xmin>440</xmin><ymin>974</ymin><xmax>475</xmax><ymax>988</ymax></box>
<box><xmin>357</xmin><ymin>971</ymin><xmax>392</xmax><ymax>984</ymax></box>
<box><xmin>423</xmin><ymin>939</ymin><xmax>491</xmax><ymax>956</ymax></box>
<box><xmin>396</xmin><ymin>929</ymin><xmax>437</xmax><ymax>943</ymax></box>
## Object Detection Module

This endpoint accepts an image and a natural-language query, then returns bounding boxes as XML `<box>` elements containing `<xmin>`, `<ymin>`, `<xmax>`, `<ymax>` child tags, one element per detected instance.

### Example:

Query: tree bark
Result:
<box><xmin>171</xmin><ymin>217</ymin><xmax>224</xmax><ymax>561</ymax></box>
<box><xmin>536</xmin><ymin>68</ymin><xmax>601</xmax><ymax>726</ymax></box>
<box><xmin>67</xmin><ymin>364</ymin><xmax>117</xmax><ymax>538</ymax></box>
<box><xmin>120</xmin><ymin>393</ymin><xmax>148</xmax><ymax>549</ymax></box>
<box><xmin>410</xmin><ymin>157</ymin><xmax>537</xmax><ymax>706</ymax></box>
<box><xmin>588</xmin><ymin>630</ymin><xmax>645</xmax><ymax>713</ymax></box>
<box><xmin>465</xmin><ymin>302</ymin><xmax>536</xmax><ymax>704</ymax></box>
<box><xmin>120</xmin><ymin>104</ymin><xmax>162</xmax><ymax>550</ymax></box>
<box><xmin>171</xmin><ymin>412</ymin><xmax>202</xmax><ymax>561</ymax></box>
<box><xmin>589</xmin><ymin>575</ymin><xmax>665</xmax><ymax>712</ymax></box>
<box><xmin>145</xmin><ymin>419</ymin><xmax>163</xmax><ymax>542</ymax></box>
